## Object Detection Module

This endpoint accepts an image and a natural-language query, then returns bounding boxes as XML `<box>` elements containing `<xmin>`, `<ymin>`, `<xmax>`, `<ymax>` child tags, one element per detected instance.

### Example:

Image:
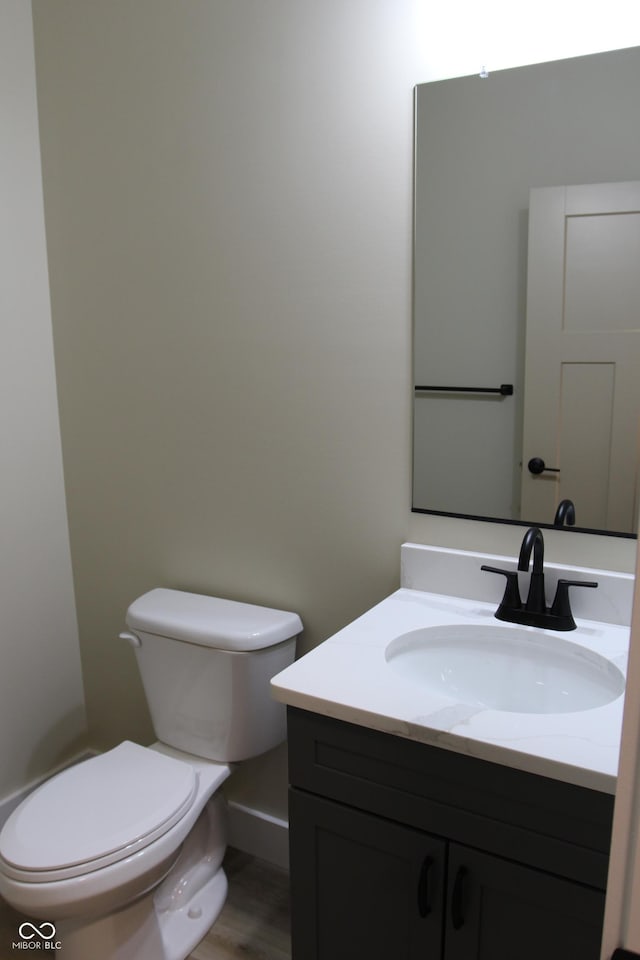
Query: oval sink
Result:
<box><xmin>385</xmin><ymin>624</ymin><xmax>625</xmax><ymax>714</ymax></box>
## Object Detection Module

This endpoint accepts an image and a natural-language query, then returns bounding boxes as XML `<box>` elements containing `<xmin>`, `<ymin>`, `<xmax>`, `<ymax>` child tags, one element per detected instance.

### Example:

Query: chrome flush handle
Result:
<box><xmin>119</xmin><ymin>631</ymin><xmax>141</xmax><ymax>648</ymax></box>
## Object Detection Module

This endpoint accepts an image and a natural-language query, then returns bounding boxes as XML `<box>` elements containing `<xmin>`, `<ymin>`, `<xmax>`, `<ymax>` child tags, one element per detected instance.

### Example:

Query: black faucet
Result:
<box><xmin>481</xmin><ymin>526</ymin><xmax>598</xmax><ymax>631</ymax></box>
<box><xmin>518</xmin><ymin>526</ymin><xmax>546</xmax><ymax>613</ymax></box>
<box><xmin>554</xmin><ymin>499</ymin><xmax>576</xmax><ymax>527</ymax></box>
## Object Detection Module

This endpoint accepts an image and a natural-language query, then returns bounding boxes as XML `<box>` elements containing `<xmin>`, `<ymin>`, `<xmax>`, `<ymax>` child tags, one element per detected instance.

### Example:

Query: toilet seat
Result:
<box><xmin>0</xmin><ymin>742</ymin><xmax>197</xmax><ymax>883</ymax></box>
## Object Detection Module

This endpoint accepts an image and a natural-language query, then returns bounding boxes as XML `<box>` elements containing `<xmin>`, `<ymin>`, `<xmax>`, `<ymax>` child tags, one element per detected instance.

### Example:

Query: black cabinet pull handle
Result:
<box><xmin>451</xmin><ymin>866</ymin><xmax>468</xmax><ymax>930</ymax></box>
<box><xmin>417</xmin><ymin>856</ymin><xmax>434</xmax><ymax>917</ymax></box>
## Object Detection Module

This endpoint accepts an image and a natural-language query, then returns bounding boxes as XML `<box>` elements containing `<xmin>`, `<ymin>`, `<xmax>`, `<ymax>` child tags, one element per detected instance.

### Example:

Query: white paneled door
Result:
<box><xmin>521</xmin><ymin>181</ymin><xmax>640</xmax><ymax>533</ymax></box>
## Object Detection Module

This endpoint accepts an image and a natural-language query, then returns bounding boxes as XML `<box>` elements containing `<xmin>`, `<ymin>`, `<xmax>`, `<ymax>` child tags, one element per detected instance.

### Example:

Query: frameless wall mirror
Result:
<box><xmin>413</xmin><ymin>46</ymin><xmax>640</xmax><ymax>536</ymax></box>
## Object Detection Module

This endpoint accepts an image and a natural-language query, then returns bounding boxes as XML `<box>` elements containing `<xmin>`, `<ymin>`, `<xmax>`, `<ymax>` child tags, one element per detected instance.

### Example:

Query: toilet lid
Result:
<box><xmin>0</xmin><ymin>742</ymin><xmax>197</xmax><ymax>879</ymax></box>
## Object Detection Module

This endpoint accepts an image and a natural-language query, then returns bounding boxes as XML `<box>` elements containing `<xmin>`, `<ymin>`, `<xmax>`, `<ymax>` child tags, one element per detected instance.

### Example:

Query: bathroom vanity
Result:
<box><xmin>271</xmin><ymin>544</ymin><xmax>633</xmax><ymax>960</ymax></box>
<box><xmin>287</xmin><ymin>707</ymin><xmax>611</xmax><ymax>960</ymax></box>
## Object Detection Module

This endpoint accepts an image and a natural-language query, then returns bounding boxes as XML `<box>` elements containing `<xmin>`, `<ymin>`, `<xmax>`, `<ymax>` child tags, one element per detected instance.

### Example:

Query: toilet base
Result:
<box><xmin>57</xmin><ymin>797</ymin><xmax>228</xmax><ymax>960</ymax></box>
<box><xmin>57</xmin><ymin>868</ymin><xmax>227</xmax><ymax>960</ymax></box>
<box><xmin>158</xmin><ymin>868</ymin><xmax>228</xmax><ymax>960</ymax></box>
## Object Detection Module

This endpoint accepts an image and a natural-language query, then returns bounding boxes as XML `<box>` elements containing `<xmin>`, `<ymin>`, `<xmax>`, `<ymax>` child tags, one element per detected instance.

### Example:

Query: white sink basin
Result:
<box><xmin>385</xmin><ymin>624</ymin><xmax>625</xmax><ymax>714</ymax></box>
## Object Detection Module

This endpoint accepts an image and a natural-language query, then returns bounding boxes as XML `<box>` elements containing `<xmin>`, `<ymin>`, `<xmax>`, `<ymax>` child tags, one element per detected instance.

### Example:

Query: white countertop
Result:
<box><xmin>271</xmin><ymin>584</ymin><xmax>630</xmax><ymax>794</ymax></box>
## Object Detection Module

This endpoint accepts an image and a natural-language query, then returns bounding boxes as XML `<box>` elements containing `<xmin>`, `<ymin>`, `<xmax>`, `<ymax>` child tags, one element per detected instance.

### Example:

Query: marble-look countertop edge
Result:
<box><xmin>272</xmin><ymin>585</ymin><xmax>629</xmax><ymax>796</ymax></box>
<box><xmin>272</xmin><ymin>684</ymin><xmax>618</xmax><ymax>794</ymax></box>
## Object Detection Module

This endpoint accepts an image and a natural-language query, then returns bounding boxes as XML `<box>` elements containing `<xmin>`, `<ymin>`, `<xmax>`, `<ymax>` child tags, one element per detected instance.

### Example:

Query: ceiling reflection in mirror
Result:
<box><xmin>412</xmin><ymin>46</ymin><xmax>640</xmax><ymax>536</ymax></box>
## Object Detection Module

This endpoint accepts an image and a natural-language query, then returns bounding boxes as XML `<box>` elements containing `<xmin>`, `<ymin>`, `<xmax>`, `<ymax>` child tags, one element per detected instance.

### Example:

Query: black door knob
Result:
<box><xmin>528</xmin><ymin>457</ymin><xmax>560</xmax><ymax>476</ymax></box>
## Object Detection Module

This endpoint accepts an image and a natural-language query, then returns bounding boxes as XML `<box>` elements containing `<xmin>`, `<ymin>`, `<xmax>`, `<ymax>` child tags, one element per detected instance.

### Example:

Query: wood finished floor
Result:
<box><xmin>0</xmin><ymin>849</ymin><xmax>291</xmax><ymax>960</ymax></box>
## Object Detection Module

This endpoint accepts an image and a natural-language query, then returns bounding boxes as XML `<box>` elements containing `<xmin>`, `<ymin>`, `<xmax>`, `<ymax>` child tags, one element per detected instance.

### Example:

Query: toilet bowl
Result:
<box><xmin>0</xmin><ymin>590</ymin><xmax>301</xmax><ymax>960</ymax></box>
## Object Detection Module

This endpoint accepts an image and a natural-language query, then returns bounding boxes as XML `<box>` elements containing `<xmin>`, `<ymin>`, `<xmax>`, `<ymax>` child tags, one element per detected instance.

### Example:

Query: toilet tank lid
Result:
<box><xmin>126</xmin><ymin>588</ymin><xmax>303</xmax><ymax>651</ymax></box>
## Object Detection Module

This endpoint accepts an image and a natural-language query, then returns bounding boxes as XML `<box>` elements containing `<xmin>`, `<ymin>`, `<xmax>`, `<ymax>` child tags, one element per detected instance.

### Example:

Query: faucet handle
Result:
<box><xmin>481</xmin><ymin>565</ymin><xmax>522</xmax><ymax>614</ymax></box>
<box><xmin>549</xmin><ymin>579</ymin><xmax>598</xmax><ymax>629</ymax></box>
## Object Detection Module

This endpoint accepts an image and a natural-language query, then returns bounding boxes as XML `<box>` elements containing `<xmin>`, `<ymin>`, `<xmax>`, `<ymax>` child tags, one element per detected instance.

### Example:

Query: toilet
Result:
<box><xmin>0</xmin><ymin>588</ymin><xmax>302</xmax><ymax>960</ymax></box>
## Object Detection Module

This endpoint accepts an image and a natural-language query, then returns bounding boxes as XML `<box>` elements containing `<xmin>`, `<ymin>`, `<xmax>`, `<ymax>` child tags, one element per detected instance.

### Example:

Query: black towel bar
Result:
<box><xmin>414</xmin><ymin>384</ymin><xmax>514</xmax><ymax>396</ymax></box>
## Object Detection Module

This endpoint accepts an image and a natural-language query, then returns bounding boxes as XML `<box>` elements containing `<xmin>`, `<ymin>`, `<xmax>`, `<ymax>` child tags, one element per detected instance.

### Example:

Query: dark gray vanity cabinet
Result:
<box><xmin>289</xmin><ymin>790</ymin><xmax>446</xmax><ymax>959</ymax></box>
<box><xmin>287</xmin><ymin>707</ymin><xmax>614</xmax><ymax>960</ymax></box>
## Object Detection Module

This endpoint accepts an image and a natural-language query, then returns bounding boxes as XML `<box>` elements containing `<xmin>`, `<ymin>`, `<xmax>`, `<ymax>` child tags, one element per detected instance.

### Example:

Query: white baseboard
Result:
<box><xmin>227</xmin><ymin>800</ymin><xmax>289</xmax><ymax>871</ymax></box>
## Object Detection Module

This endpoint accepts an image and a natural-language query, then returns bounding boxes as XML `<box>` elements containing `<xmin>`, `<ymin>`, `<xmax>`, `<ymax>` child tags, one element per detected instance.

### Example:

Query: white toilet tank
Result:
<box><xmin>123</xmin><ymin>589</ymin><xmax>302</xmax><ymax>762</ymax></box>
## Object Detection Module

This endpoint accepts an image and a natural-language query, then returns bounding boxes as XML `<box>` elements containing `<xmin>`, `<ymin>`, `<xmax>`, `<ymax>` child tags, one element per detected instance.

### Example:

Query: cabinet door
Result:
<box><xmin>289</xmin><ymin>788</ymin><xmax>446</xmax><ymax>960</ymax></box>
<box><xmin>445</xmin><ymin>844</ymin><xmax>605</xmax><ymax>960</ymax></box>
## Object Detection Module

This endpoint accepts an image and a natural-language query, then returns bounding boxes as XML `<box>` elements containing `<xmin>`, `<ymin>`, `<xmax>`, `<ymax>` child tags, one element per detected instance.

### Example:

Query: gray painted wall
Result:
<box><xmin>0</xmin><ymin>0</ymin><xmax>86</xmax><ymax>810</ymax></box>
<box><xmin>31</xmin><ymin>0</ymin><xmax>416</xmax><ymax>751</ymax></box>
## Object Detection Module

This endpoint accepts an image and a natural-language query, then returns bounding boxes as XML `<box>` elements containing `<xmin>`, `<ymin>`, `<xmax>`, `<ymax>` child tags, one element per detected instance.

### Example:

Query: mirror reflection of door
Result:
<box><xmin>521</xmin><ymin>181</ymin><xmax>640</xmax><ymax>533</ymax></box>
